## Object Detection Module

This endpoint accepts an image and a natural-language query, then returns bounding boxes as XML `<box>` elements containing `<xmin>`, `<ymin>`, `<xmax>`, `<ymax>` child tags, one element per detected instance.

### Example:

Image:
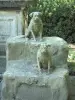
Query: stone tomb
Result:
<box><xmin>1</xmin><ymin>36</ymin><xmax>69</xmax><ymax>100</ymax></box>
<box><xmin>0</xmin><ymin>0</ymin><xmax>36</xmax><ymax>74</ymax></box>
<box><xmin>0</xmin><ymin>0</ymin><xmax>36</xmax><ymax>40</ymax></box>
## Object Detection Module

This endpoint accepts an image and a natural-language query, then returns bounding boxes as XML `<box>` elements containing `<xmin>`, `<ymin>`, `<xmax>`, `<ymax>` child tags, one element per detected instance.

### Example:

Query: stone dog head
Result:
<box><xmin>39</xmin><ymin>44</ymin><xmax>51</xmax><ymax>54</ymax></box>
<box><xmin>29</xmin><ymin>12</ymin><xmax>42</xmax><ymax>22</ymax></box>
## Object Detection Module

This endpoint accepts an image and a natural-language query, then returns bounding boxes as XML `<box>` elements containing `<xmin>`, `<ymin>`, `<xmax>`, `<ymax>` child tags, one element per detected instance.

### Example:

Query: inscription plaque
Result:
<box><xmin>0</xmin><ymin>16</ymin><xmax>17</xmax><ymax>41</ymax></box>
<box><xmin>0</xmin><ymin>11</ymin><xmax>22</xmax><ymax>42</ymax></box>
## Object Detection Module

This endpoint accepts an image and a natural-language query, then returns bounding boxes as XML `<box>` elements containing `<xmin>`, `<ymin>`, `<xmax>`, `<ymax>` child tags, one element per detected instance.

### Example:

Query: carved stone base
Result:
<box><xmin>1</xmin><ymin>63</ymin><xmax>68</xmax><ymax>100</ymax></box>
<box><xmin>1</xmin><ymin>36</ymin><xmax>69</xmax><ymax>100</ymax></box>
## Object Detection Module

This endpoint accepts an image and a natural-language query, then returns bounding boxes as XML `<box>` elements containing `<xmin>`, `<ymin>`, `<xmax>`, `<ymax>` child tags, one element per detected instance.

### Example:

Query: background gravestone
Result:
<box><xmin>0</xmin><ymin>0</ymin><xmax>36</xmax><ymax>74</ymax></box>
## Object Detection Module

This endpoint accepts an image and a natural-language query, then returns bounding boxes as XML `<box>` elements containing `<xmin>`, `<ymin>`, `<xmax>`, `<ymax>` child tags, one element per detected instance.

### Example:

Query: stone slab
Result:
<box><xmin>1</xmin><ymin>36</ymin><xmax>69</xmax><ymax>100</ymax></box>
<box><xmin>0</xmin><ymin>0</ymin><xmax>36</xmax><ymax>8</ymax></box>
<box><xmin>1</xmin><ymin>62</ymin><xmax>69</xmax><ymax>100</ymax></box>
<box><xmin>6</xmin><ymin>36</ymin><xmax>69</xmax><ymax>69</ymax></box>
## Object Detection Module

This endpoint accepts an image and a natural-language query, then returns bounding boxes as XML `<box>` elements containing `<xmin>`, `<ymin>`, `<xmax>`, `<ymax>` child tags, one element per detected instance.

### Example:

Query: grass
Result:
<box><xmin>68</xmin><ymin>44</ymin><xmax>75</xmax><ymax>62</ymax></box>
<box><xmin>68</xmin><ymin>49</ymin><xmax>75</xmax><ymax>62</ymax></box>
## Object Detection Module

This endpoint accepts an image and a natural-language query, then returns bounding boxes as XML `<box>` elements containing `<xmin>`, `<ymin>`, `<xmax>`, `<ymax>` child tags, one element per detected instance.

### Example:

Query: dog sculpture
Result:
<box><xmin>25</xmin><ymin>12</ymin><xmax>43</xmax><ymax>41</ymax></box>
<box><xmin>37</xmin><ymin>44</ymin><xmax>52</xmax><ymax>73</ymax></box>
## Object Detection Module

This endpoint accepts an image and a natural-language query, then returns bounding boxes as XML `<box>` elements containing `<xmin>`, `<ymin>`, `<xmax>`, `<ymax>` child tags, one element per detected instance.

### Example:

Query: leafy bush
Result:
<box><xmin>29</xmin><ymin>0</ymin><xmax>75</xmax><ymax>43</ymax></box>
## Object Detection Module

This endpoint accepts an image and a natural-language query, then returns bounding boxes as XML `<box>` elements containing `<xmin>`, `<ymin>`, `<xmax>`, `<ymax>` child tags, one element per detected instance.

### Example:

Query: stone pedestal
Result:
<box><xmin>1</xmin><ymin>36</ymin><xmax>69</xmax><ymax>100</ymax></box>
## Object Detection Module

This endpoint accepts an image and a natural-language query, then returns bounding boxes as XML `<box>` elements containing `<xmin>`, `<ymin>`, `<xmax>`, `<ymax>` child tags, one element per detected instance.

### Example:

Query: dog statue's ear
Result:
<box><xmin>29</xmin><ymin>12</ymin><xmax>33</xmax><ymax>17</ymax></box>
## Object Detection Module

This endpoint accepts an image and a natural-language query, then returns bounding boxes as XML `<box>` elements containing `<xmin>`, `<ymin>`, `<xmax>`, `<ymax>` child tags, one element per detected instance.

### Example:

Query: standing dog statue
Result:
<box><xmin>37</xmin><ymin>44</ymin><xmax>53</xmax><ymax>73</ymax></box>
<box><xmin>25</xmin><ymin>12</ymin><xmax>43</xmax><ymax>41</ymax></box>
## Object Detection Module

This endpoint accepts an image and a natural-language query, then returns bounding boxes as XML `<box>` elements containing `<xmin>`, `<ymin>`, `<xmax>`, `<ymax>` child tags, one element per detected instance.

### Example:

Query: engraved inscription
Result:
<box><xmin>0</xmin><ymin>20</ymin><xmax>12</xmax><ymax>35</ymax></box>
<box><xmin>0</xmin><ymin>17</ymin><xmax>17</xmax><ymax>41</ymax></box>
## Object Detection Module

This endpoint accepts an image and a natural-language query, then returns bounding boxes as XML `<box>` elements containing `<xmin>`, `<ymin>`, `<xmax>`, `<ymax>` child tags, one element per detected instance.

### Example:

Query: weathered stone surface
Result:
<box><xmin>0</xmin><ymin>13</ymin><xmax>22</xmax><ymax>41</ymax></box>
<box><xmin>6</xmin><ymin>36</ymin><xmax>69</xmax><ymax>69</ymax></box>
<box><xmin>1</xmin><ymin>66</ymin><xmax>68</xmax><ymax>100</ymax></box>
<box><xmin>1</xmin><ymin>36</ymin><xmax>69</xmax><ymax>100</ymax></box>
<box><xmin>0</xmin><ymin>57</ymin><xmax>6</xmax><ymax>73</ymax></box>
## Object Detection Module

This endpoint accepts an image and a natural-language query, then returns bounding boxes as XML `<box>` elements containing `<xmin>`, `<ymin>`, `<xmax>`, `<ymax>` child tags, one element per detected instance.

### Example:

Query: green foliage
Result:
<box><xmin>29</xmin><ymin>0</ymin><xmax>75</xmax><ymax>43</ymax></box>
<box><xmin>68</xmin><ymin>49</ymin><xmax>75</xmax><ymax>61</ymax></box>
<box><xmin>68</xmin><ymin>48</ymin><xmax>75</xmax><ymax>75</ymax></box>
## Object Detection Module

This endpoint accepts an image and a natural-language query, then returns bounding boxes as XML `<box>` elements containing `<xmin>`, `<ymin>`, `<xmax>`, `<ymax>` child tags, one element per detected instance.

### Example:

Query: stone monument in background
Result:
<box><xmin>0</xmin><ymin>0</ymin><xmax>36</xmax><ymax>74</ymax></box>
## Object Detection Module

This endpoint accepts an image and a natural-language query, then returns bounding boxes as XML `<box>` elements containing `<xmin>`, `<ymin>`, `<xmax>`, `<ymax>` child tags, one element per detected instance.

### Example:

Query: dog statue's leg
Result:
<box><xmin>39</xmin><ymin>32</ymin><xmax>42</xmax><ymax>41</ymax></box>
<box><xmin>48</xmin><ymin>61</ymin><xmax>50</xmax><ymax>73</ymax></box>
<box><xmin>39</xmin><ymin>24</ymin><xmax>43</xmax><ymax>41</ymax></box>
<box><xmin>37</xmin><ymin>59</ymin><xmax>41</xmax><ymax>74</ymax></box>
<box><xmin>31</xmin><ymin>30</ymin><xmax>36</xmax><ymax>41</ymax></box>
